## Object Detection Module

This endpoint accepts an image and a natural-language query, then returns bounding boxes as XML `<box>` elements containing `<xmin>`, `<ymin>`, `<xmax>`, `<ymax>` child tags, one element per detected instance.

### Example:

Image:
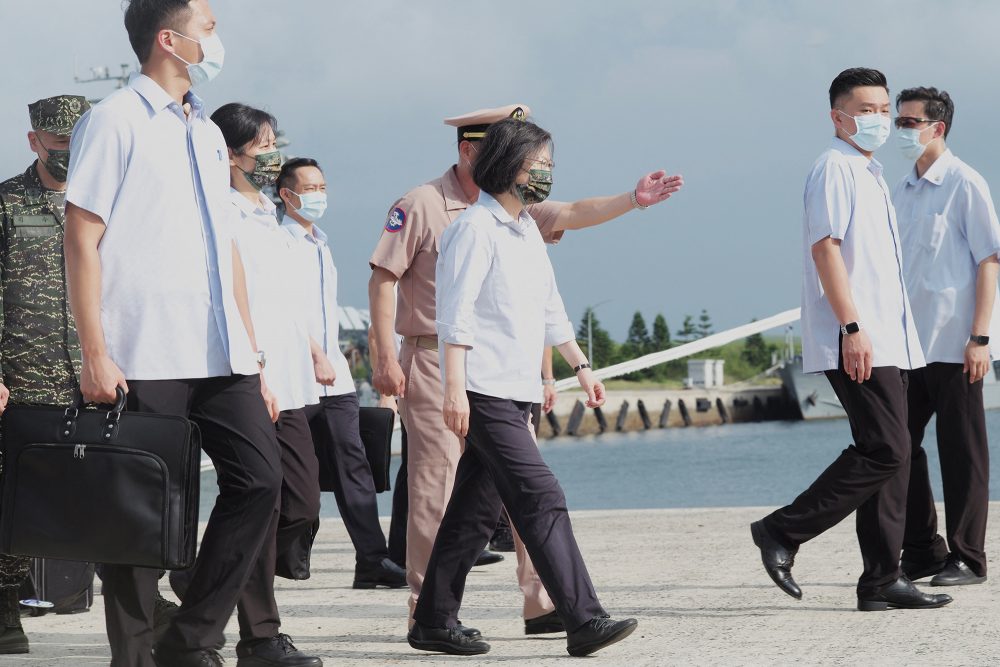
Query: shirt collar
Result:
<box><xmin>906</xmin><ymin>148</ymin><xmax>954</xmax><ymax>187</ymax></box>
<box><xmin>477</xmin><ymin>192</ymin><xmax>534</xmax><ymax>235</ymax></box>
<box><xmin>230</xmin><ymin>188</ymin><xmax>275</xmax><ymax>216</ymax></box>
<box><xmin>282</xmin><ymin>218</ymin><xmax>328</xmax><ymax>246</ymax></box>
<box><xmin>830</xmin><ymin>137</ymin><xmax>884</xmax><ymax>179</ymax></box>
<box><xmin>442</xmin><ymin>165</ymin><xmax>475</xmax><ymax>212</ymax></box>
<box><xmin>129</xmin><ymin>72</ymin><xmax>206</xmax><ymax>118</ymax></box>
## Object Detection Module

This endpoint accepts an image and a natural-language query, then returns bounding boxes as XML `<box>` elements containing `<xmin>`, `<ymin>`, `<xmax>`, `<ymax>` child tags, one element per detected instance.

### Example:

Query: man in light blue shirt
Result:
<box><xmin>750</xmin><ymin>68</ymin><xmax>950</xmax><ymax>612</ymax></box>
<box><xmin>893</xmin><ymin>86</ymin><xmax>1000</xmax><ymax>587</ymax></box>
<box><xmin>64</xmin><ymin>2</ymin><xmax>319</xmax><ymax>666</ymax></box>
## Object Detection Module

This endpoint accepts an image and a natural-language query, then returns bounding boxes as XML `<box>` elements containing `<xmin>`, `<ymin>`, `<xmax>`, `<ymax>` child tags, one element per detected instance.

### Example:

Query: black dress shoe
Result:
<box><xmin>474</xmin><ymin>550</ymin><xmax>504</xmax><ymax>567</ymax></box>
<box><xmin>857</xmin><ymin>576</ymin><xmax>953</xmax><ymax>611</ymax></box>
<box><xmin>153</xmin><ymin>592</ymin><xmax>179</xmax><ymax>643</ymax></box>
<box><xmin>901</xmin><ymin>556</ymin><xmax>948</xmax><ymax>581</ymax></box>
<box><xmin>408</xmin><ymin>622</ymin><xmax>490</xmax><ymax>655</ymax></box>
<box><xmin>525</xmin><ymin>610</ymin><xmax>564</xmax><ymax>635</ymax></box>
<box><xmin>930</xmin><ymin>557</ymin><xmax>987</xmax><ymax>587</ymax></box>
<box><xmin>750</xmin><ymin>520</ymin><xmax>802</xmax><ymax>600</ymax></box>
<box><xmin>456</xmin><ymin>621</ymin><xmax>482</xmax><ymax>639</ymax></box>
<box><xmin>153</xmin><ymin>643</ymin><xmax>224</xmax><ymax>667</ymax></box>
<box><xmin>489</xmin><ymin>526</ymin><xmax>515</xmax><ymax>552</ymax></box>
<box><xmin>566</xmin><ymin>616</ymin><xmax>637</xmax><ymax>657</ymax></box>
<box><xmin>235</xmin><ymin>633</ymin><xmax>323</xmax><ymax>666</ymax></box>
<box><xmin>353</xmin><ymin>557</ymin><xmax>406</xmax><ymax>589</ymax></box>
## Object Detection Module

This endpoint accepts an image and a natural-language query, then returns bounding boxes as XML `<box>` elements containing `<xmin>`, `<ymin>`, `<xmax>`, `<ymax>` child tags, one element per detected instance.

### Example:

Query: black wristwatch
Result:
<box><xmin>840</xmin><ymin>321</ymin><xmax>861</xmax><ymax>335</ymax></box>
<box><xmin>970</xmin><ymin>334</ymin><xmax>990</xmax><ymax>346</ymax></box>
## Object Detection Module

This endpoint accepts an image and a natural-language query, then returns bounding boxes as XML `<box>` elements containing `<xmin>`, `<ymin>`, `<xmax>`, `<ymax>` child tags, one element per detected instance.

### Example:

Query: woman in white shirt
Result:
<box><xmin>408</xmin><ymin>118</ymin><xmax>636</xmax><ymax>659</ymax></box>
<box><xmin>204</xmin><ymin>103</ymin><xmax>337</xmax><ymax>646</ymax></box>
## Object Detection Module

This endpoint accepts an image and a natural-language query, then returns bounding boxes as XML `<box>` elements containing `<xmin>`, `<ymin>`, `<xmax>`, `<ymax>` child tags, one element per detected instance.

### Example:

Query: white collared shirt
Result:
<box><xmin>231</xmin><ymin>190</ymin><xmax>317</xmax><ymax>411</ymax></box>
<box><xmin>282</xmin><ymin>220</ymin><xmax>355</xmax><ymax>397</ymax></box>
<box><xmin>800</xmin><ymin>138</ymin><xmax>925</xmax><ymax>374</ymax></box>
<box><xmin>435</xmin><ymin>192</ymin><xmax>576</xmax><ymax>402</ymax></box>
<box><xmin>894</xmin><ymin>150</ymin><xmax>1000</xmax><ymax>364</ymax></box>
<box><xmin>66</xmin><ymin>74</ymin><xmax>257</xmax><ymax>379</ymax></box>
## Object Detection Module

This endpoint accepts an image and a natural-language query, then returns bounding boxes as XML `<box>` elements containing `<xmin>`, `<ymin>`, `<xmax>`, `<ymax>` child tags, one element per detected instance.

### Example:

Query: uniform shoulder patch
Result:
<box><xmin>385</xmin><ymin>207</ymin><xmax>406</xmax><ymax>233</ymax></box>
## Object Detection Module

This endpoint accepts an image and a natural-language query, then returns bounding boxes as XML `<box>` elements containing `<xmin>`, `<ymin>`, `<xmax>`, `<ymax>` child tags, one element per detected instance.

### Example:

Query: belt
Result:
<box><xmin>404</xmin><ymin>335</ymin><xmax>438</xmax><ymax>352</ymax></box>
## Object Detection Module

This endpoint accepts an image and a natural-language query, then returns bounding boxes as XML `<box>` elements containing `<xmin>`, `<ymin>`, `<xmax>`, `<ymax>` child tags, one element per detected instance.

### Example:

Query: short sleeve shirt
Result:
<box><xmin>369</xmin><ymin>165</ymin><xmax>565</xmax><ymax>337</ymax></box>
<box><xmin>894</xmin><ymin>150</ymin><xmax>1000</xmax><ymax>363</ymax></box>
<box><xmin>65</xmin><ymin>74</ymin><xmax>257</xmax><ymax>379</ymax></box>
<box><xmin>800</xmin><ymin>138</ymin><xmax>925</xmax><ymax>373</ymax></box>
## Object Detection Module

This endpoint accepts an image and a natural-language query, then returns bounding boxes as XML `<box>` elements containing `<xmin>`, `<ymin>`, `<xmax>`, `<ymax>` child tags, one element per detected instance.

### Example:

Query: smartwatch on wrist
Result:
<box><xmin>971</xmin><ymin>334</ymin><xmax>990</xmax><ymax>346</ymax></box>
<box><xmin>573</xmin><ymin>363</ymin><xmax>591</xmax><ymax>373</ymax></box>
<box><xmin>840</xmin><ymin>322</ymin><xmax>861</xmax><ymax>336</ymax></box>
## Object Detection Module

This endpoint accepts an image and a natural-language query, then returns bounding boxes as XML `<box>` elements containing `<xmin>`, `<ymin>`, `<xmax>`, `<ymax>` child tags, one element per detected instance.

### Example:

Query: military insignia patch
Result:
<box><xmin>385</xmin><ymin>207</ymin><xmax>406</xmax><ymax>233</ymax></box>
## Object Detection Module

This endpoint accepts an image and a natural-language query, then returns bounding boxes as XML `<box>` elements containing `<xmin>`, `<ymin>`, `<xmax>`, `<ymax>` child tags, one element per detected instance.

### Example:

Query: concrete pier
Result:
<box><xmin>14</xmin><ymin>503</ymin><xmax>999</xmax><ymax>666</ymax></box>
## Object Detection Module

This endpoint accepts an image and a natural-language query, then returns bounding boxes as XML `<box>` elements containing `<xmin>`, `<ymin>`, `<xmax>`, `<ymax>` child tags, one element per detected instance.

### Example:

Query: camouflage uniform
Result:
<box><xmin>0</xmin><ymin>95</ymin><xmax>88</xmax><ymax>593</ymax></box>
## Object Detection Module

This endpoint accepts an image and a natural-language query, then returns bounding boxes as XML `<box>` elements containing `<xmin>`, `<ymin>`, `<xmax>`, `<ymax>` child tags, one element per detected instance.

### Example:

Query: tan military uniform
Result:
<box><xmin>370</xmin><ymin>164</ymin><xmax>563</xmax><ymax>621</ymax></box>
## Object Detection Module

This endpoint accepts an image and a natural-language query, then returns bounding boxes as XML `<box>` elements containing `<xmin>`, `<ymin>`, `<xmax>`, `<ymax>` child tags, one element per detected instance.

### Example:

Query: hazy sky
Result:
<box><xmin>2</xmin><ymin>1</ymin><xmax>999</xmax><ymax>339</ymax></box>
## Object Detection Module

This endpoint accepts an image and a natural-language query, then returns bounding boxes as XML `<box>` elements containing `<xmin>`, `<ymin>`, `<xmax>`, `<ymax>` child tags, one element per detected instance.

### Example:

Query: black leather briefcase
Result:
<box><xmin>358</xmin><ymin>407</ymin><xmax>394</xmax><ymax>493</ymax></box>
<box><xmin>0</xmin><ymin>388</ymin><xmax>201</xmax><ymax>569</ymax></box>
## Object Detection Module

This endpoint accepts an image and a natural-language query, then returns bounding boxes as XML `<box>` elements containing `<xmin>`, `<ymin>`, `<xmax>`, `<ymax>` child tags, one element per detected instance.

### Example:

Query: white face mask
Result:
<box><xmin>896</xmin><ymin>123</ymin><xmax>939</xmax><ymax>161</ymax></box>
<box><xmin>291</xmin><ymin>191</ymin><xmax>328</xmax><ymax>222</ymax></box>
<box><xmin>170</xmin><ymin>31</ymin><xmax>225</xmax><ymax>87</ymax></box>
<box><xmin>836</xmin><ymin>109</ymin><xmax>891</xmax><ymax>152</ymax></box>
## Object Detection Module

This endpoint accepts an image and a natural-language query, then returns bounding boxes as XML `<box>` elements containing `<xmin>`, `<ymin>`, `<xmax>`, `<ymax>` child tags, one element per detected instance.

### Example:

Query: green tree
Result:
<box><xmin>697</xmin><ymin>309</ymin><xmax>713</xmax><ymax>338</ymax></box>
<box><xmin>650</xmin><ymin>314</ymin><xmax>671</xmax><ymax>352</ymax></box>
<box><xmin>741</xmin><ymin>319</ymin><xmax>775</xmax><ymax>370</ymax></box>
<box><xmin>577</xmin><ymin>307</ymin><xmax>617</xmax><ymax>368</ymax></box>
<box><xmin>620</xmin><ymin>311</ymin><xmax>650</xmax><ymax>357</ymax></box>
<box><xmin>676</xmin><ymin>314</ymin><xmax>698</xmax><ymax>343</ymax></box>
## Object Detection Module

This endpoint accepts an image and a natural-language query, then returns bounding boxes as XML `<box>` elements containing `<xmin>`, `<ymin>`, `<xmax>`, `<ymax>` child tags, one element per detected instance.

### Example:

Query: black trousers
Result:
<box><xmin>414</xmin><ymin>392</ymin><xmax>605</xmax><ymax>632</ymax></box>
<box><xmin>104</xmin><ymin>375</ymin><xmax>282</xmax><ymax>667</ymax></box>
<box><xmin>388</xmin><ymin>421</ymin><xmax>408</xmax><ymax>568</ymax></box>
<box><xmin>903</xmin><ymin>363</ymin><xmax>989</xmax><ymax>575</ymax></box>
<box><xmin>763</xmin><ymin>366</ymin><xmax>910</xmax><ymax>596</ymax></box>
<box><xmin>304</xmin><ymin>393</ymin><xmax>389</xmax><ymax>566</ymax></box>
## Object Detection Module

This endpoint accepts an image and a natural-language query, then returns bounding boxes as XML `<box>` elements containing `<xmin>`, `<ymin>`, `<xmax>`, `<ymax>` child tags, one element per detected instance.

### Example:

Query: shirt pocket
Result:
<box><xmin>10</xmin><ymin>214</ymin><xmax>60</xmax><ymax>239</ymax></box>
<box><xmin>920</xmin><ymin>213</ymin><xmax>949</xmax><ymax>253</ymax></box>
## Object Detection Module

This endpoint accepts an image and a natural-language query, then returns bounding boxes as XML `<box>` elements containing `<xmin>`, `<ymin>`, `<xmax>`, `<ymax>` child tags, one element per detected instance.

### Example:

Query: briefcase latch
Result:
<box><xmin>73</xmin><ymin>444</ymin><xmax>86</xmax><ymax>460</ymax></box>
<box><xmin>60</xmin><ymin>407</ymin><xmax>79</xmax><ymax>441</ymax></box>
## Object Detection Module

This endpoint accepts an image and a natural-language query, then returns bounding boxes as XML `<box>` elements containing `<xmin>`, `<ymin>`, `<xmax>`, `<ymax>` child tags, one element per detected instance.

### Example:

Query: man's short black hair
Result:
<box><xmin>277</xmin><ymin>157</ymin><xmax>323</xmax><ymax>195</ymax></box>
<box><xmin>897</xmin><ymin>87</ymin><xmax>955</xmax><ymax>138</ymax></box>
<box><xmin>210</xmin><ymin>103</ymin><xmax>277</xmax><ymax>152</ymax></box>
<box><xmin>472</xmin><ymin>119</ymin><xmax>553</xmax><ymax>197</ymax></box>
<box><xmin>123</xmin><ymin>0</ymin><xmax>194</xmax><ymax>63</ymax></box>
<box><xmin>829</xmin><ymin>67</ymin><xmax>889</xmax><ymax>108</ymax></box>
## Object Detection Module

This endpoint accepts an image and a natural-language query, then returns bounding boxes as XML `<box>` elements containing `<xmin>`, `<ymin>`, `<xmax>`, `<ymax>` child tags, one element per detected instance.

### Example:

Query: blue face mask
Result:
<box><xmin>171</xmin><ymin>31</ymin><xmax>225</xmax><ymax>87</ymax></box>
<box><xmin>837</xmin><ymin>110</ymin><xmax>890</xmax><ymax>152</ymax></box>
<box><xmin>291</xmin><ymin>191</ymin><xmax>327</xmax><ymax>222</ymax></box>
<box><xmin>896</xmin><ymin>124</ymin><xmax>938</xmax><ymax>161</ymax></box>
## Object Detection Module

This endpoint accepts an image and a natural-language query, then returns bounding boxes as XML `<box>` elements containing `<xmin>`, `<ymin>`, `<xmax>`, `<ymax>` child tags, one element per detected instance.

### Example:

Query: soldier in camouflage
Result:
<box><xmin>0</xmin><ymin>94</ymin><xmax>89</xmax><ymax>655</ymax></box>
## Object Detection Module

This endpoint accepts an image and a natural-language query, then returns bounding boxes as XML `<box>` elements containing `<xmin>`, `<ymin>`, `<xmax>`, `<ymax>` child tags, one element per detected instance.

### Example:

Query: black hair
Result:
<box><xmin>472</xmin><ymin>119</ymin><xmax>553</xmax><ymax>197</ymax></box>
<box><xmin>828</xmin><ymin>67</ymin><xmax>889</xmax><ymax>108</ymax></box>
<box><xmin>897</xmin><ymin>87</ymin><xmax>954</xmax><ymax>138</ymax></box>
<box><xmin>123</xmin><ymin>0</ymin><xmax>194</xmax><ymax>63</ymax></box>
<box><xmin>277</xmin><ymin>157</ymin><xmax>323</xmax><ymax>195</ymax></box>
<box><xmin>210</xmin><ymin>103</ymin><xmax>277</xmax><ymax>153</ymax></box>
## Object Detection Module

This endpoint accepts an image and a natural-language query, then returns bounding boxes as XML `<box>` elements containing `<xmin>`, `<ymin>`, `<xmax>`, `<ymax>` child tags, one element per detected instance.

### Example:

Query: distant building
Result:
<box><xmin>686</xmin><ymin>359</ymin><xmax>725</xmax><ymax>388</ymax></box>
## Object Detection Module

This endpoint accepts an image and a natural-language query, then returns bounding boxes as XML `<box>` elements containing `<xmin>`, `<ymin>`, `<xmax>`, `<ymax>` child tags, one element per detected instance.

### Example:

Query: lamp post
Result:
<box><xmin>586</xmin><ymin>299</ymin><xmax>613</xmax><ymax>368</ymax></box>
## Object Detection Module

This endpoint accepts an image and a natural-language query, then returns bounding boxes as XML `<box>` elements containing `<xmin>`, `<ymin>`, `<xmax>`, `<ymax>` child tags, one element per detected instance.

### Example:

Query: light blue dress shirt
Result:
<box><xmin>800</xmin><ymin>138</ymin><xmax>925</xmax><ymax>374</ymax></box>
<box><xmin>895</xmin><ymin>150</ymin><xmax>1000</xmax><ymax>364</ymax></box>
<box><xmin>435</xmin><ymin>193</ymin><xmax>576</xmax><ymax>403</ymax></box>
<box><xmin>66</xmin><ymin>74</ymin><xmax>257</xmax><ymax>379</ymax></box>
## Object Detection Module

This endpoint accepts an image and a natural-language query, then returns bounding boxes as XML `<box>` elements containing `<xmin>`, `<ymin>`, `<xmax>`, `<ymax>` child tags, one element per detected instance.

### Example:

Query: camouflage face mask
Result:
<box><xmin>239</xmin><ymin>149</ymin><xmax>282</xmax><ymax>190</ymax></box>
<box><xmin>37</xmin><ymin>138</ymin><xmax>70</xmax><ymax>182</ymax></box>
<box><xmin>515</xmin><ymin>169</ymin><xmax>553</xmax><ymax>205</ymax></box>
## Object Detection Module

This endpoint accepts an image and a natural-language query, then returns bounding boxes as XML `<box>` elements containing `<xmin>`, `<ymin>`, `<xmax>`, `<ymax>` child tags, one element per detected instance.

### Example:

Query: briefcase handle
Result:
<box><xmin>62</xmin><ymin>387</ymin><xmax>127</xmax><ymax>442</ymax></box>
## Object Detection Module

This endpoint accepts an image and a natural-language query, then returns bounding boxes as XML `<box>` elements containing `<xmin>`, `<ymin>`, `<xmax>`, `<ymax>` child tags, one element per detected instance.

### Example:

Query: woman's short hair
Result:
<box><xmin>210</xmin><ymin>102</ymin><xmax>277</xmax><ymax>152</ymax></box>
<box><xmin>472</xmin><ymin>119</ymin><xmax>552</xmax><ymax>196</ymax></box>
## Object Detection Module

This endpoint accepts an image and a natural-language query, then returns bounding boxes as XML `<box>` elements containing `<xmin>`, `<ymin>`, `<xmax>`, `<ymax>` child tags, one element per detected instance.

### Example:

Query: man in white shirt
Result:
<box><xmin>63</xmin><ymin>2</ymin><xmax>315</xmax><ymax>666</ymax></box>
<box><xmin>892</xmin><ymin>86</ymin><xmax>999</xmax><ymax>587</ymax></box>
<box><xmin>750</xmin><ymin>68</ymin><xmax>951</xmax><ymax>611</ymax></box>
<box><xmin>277</xmin><ymin>158</ymin><xmax>406</xmax><ymax>590</ymax></box>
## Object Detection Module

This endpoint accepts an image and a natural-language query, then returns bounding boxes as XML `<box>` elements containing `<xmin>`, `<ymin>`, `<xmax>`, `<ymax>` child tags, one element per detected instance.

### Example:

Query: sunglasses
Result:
<box><xmin>894</xmin><ymin>116</ymin><xmax>941</xmax><ymax>130</ymax></box>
